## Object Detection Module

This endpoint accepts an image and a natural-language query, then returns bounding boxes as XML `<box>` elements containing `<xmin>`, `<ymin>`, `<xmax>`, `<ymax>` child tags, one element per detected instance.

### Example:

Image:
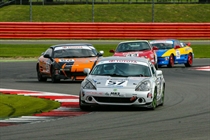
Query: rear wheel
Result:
<box><xmin>167</xmin><ymin>54</ymin><xmax>174</xmax><ymax>68</ymax></box>
<box><xmin>184</xmin><ymin>53</ymin><xmax>193</xmax><ymax>67</ymax></box>
<box><xmin>37</xmin><ymin>66</ymin><xmax>47</xmax><ymax>82</ymax></box>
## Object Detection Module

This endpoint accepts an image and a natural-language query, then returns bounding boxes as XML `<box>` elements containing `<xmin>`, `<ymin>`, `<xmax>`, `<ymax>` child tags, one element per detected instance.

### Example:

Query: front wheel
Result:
<box><xmin>79</xmin><ymin>94</ymin><xmax>91</xmax><ymax>111</ymax></box>
<box><xmin>159</xmin><ymin>85</ymin><xmax>165</xmax><ymax>106</ymax></box>
<box><xmin>149</xmin><ymin>88</ymin><xmax>157</xmax><ymax>110</ymax></box>
<box><xmin>184</xmin><ymin>53</ymin><xmax>193</xmax><ymax>67</ymax></box>
<box><xmin>37</xmin><ymin>67</ymin><xmax>47</xmax><ymax>82</ymax></box>
<box><xmin>51</xmin><ymin>68</ymin><xmax>60</xmax><ymax>83</ymax></box>
<box><xmin>167</xmin><ymin>54</ymin><xmax>174</xmax><ymax>68</ymax></box>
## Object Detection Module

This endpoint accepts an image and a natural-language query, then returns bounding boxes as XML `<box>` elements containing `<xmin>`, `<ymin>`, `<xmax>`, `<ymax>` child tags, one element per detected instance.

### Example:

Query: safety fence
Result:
<box><xmin>0</xmin><ymin>22</ymin><xmax>209</xmax><ymax>40</ymax></box>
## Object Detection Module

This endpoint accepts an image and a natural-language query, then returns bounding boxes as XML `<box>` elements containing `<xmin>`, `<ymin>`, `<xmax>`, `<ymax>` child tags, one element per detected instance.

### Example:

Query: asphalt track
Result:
<box><xmin>0</xmin><ymin>58</ymin><xmax>209</xmax><ymax>140</ymax></box>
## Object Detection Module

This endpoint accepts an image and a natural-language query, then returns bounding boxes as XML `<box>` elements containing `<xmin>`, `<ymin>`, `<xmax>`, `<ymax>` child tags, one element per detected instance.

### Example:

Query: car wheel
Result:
<box><xmin>37</xmin><ymin>67</ymin><xmax>47</xmax><ymax>82</ymax></box>
<box><xmin>150</xmin><ymin>88</ymin><xmax>157</xmax><ymax>110</ymax></box>
<box><xmin>79</xmin><ymin>94</ymin><xmax>91</xmax><ymax>111</ymax></box>
<box><xmin>155</xmin><ymin>63</ymin><xmax>158</xmax><ymax>70</ymax></box>
<box><xmin>159</xmin><ymin>85</ymin><xmax>165</xmax><ymax>106</ymax></box>
<box><xmin>51</xmin><ymin>68</ymin><xmax>60</xmax><ymax>83</ymax></box>
<box><xmin>167</xmin><ymin>54</ymin><xmax>174</xmax><ymax>68</ymax></box>
<box><xmin>184</xmin><ymin>53</ymin><xmax>193</xmax><ymax>67</ymax></box>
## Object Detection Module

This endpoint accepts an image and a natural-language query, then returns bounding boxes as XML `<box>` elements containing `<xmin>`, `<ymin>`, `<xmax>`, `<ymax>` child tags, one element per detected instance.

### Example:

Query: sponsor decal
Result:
<box><xmin>109</xmin><ymin>60</ymin><xmax>137</xmax><ymax>63</ymax></box>
<box><xmin>125</xmin><ymin>53</ymin><xmax>139</xmax><ymax>57</ymax></box>
<box><xmin>105</xmin><ymin>80</ymin><xmax>128</xmax><ymax>87</ymax></box>
<box><xmin>110</xmin><ymin>92</ymin><xmax>120</xmax><ymax>96</ymax></box>
<box><xmin>59</xmin><ymin>59</ymin><xmax>74</xmax><ymax>62</ymax></box>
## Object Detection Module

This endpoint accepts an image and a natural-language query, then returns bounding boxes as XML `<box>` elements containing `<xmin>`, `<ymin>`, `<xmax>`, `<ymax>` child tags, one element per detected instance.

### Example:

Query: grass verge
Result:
<box><xmin>0</xmin><ymin>93</ymin><xmax>60</xmax><ymax>119</ymax></box>
<box><xmin>0</xmin><ymin>44</ymin><xmax>210</xmax><ymax>59</ymax></box>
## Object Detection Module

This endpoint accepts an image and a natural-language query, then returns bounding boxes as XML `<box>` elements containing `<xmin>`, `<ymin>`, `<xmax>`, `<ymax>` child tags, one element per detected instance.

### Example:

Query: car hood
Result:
<box><xmin>54</xmin><ymin>57</ymin><xmax>98</xmax><ymax>71</ymax></box>
<box><xmin>113</xmin><ymin>50</ymin><xmax>153</xmax><ymax>58</ymax></box>
<box><xmin>87</xmin><ymin>75</ymin><xmax>150</xmax><ymax>89</ymax></box>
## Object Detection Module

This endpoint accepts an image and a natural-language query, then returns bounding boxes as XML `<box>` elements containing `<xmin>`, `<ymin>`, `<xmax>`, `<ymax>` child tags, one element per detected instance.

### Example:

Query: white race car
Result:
<box><xmin>79</xmin><ymin>56</ymin><xmax>165</xmax><ymax>111</ymax></box>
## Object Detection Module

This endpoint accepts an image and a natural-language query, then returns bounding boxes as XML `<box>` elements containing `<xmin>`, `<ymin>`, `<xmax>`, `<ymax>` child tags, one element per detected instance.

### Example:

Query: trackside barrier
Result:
<box><xmin>0</xmin><ymin>22</ymin><xmax>209</xmax><ymax>40</ymax></box>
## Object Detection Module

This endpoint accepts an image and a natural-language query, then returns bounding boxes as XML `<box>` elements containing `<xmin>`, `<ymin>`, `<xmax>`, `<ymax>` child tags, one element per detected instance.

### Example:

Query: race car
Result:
<box><xmin>150</xmin><ymin>39</ymin><xmax>194</xmax><ymax>68</ymax></box>
<box><xmin>109</xmin><ymin>40</ymin><xmax>158</xmax><ymax>69</ymax></box>
<box><xmin>79</xmin><ymin>56</ymin><xmax>165</xmax><ymax>111</ymax></box>
<box><xmin>36</xmin><ymin>43</ymin><xmax>104</xmax><ymax>83</ymax></box>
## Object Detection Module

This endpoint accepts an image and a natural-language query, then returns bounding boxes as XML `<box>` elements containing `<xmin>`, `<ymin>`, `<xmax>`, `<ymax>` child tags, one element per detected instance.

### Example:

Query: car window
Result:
<box><xmin>44</xmin><ymin>48</ymin><xmax>53</xmax><ymax>57</ymax></box>
<box><xmin>53</xmin><ymin>48</ymin><xmax>98</xmax><ymax>58</ymax></box>
<box><xmin>91</xmin><ymin>63</ymin><xmax>151</xmax><ymax>77</ymax></box>
<box><xmin>116</xmin><ymin>42</ymin><xmax>151</xmax><ymax>52</ymax></box>
<box><xmin>151</xmin><ymin>43</ymin><xmax>173</xmax><ymax>49</ymax></box>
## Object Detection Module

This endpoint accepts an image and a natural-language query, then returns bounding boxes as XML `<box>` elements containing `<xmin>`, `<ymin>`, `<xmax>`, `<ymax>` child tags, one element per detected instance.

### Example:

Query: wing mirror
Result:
<box><xmin>156</xmin><ymin>70</ymin><xmax>163</xmax><ymax>76</ymax></box>
<box><xmin>83</xmin><ymin>68</ymin><xmax>91</xmax><ymax>75</ymax></box>
<box><xmin>152</xmin><ymin>46</ymin><xmax>158</xmax><ymax>50</ymax></box>
<box><xmin>44</xmin><ymin>54</ymin><xmax>50</xmax><ymax>58</ymax></box>
<box><xmin>109</xmin><ymin>49</ymin><xmax>115</xmax><ymax>53</ymax></box>
<box><xmin>174</xmin><ymin>45</ymin><xmax>181</xmax><ymax>49</ymax></box>
<box><xmin>98</xmin><ymin>50</ymin><xmax>104</xmax><ymax>56</ymax></box>
<box><xmin>186</xmin><ymin>42</ymin><xmax>191</xmax><ymax>46</ymax></box>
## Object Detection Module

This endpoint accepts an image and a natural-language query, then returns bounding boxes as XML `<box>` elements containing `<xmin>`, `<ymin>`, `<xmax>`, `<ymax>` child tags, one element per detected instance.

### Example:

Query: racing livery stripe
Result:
<box><xmin>0</xmin><ymin>88</ymin><xmax>89</xmax><ymax>127</ymax></box>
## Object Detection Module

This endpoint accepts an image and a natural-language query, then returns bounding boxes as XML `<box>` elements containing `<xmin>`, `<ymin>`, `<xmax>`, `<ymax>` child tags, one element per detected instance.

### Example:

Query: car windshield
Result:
<box><xmin>53</xmin><ymin>48</ymin><xmax>98</xmax><ymax>58</ymax></box>
<box><xmin>116</xmin><ymin>42</ymin><xmax>151</xmax><ymax>52</ymax></box>
<box><xmin>91</xmin><ymin>63</ymin><xmax>151</xmax><ymax>77</ymax></box>
<box><xmin>151</xmin><ymin>43</ymin><xmax>173</xmax><ymax>49</ymax></box>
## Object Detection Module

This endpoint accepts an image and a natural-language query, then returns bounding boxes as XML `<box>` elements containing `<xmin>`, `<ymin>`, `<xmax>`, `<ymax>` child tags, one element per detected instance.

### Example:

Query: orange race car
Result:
<box><xmin>36</xmin><ymin>43</ymin><xmax>104</xmax><ymax>83</ymax></box>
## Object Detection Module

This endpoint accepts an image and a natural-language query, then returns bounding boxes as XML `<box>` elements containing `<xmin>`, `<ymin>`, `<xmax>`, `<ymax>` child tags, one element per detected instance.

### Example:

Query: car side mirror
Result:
<box><xmin>174</xmin><ymin>45</ymin><xmax>181</xmax><ymax>49</ymax></box>
<box><xmin>156</xmin><ymin>70</ymin><xmax>163</xmax><ymax>76</ymax></box>
<box><xmin>109</xmin><ymin>50</ymin><xmax>115</xmax><ymax>53</ymax></box>
<box><xmin>152</xmin><ymin>46</ymin><xmax>158</xmax><ymax>50</ymax></box>
<box><xmin>44</xmin><ymin>54</ymin><xmax>50</xmax><ymax>58</ymax></box>
<box><xmin>98</xmin><ymin>50</ymin><xmax>104</xmax><ymax>56</ymax></box>
<box><xmin>83</xmin><ymin>68</ymin><xmax>91</xmax><ymax>75</ymax></box>
<box><xmin>43</xmin><ymin>54</ymin><xmax>53</xmax><ymax>61</ymax></box>
<box><xmin>186</xmin><ymin>42</ymin><xmax>191</xmax><ymax>46</ymax></box>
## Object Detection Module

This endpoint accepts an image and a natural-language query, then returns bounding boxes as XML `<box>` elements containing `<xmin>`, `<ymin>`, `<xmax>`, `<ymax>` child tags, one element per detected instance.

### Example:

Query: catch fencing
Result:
<box><xmin>0</xmin><ymin>22</ymin><xmax>209</xmax><ymax>40</ymax></box>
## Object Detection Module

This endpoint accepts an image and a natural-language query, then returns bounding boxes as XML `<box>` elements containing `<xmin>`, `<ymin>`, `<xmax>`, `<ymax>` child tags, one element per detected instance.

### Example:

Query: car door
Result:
<box><xmin>173</xmin><ymin>40</ymin><xmax>183</xmax><ymax>62</ymax></box>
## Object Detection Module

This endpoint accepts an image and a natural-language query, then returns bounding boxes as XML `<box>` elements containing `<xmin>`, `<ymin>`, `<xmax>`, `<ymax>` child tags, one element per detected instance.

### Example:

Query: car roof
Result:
<box><xmin>118</xmin><ymin>40</ymin><xmax>149</xmax><ymax>44</ymax></box>
<box><xmin>98</xmin><ymin>56</ymin><xmax>150</xmax><ymax>64</ymax></box>
<box><xmin>50</xmin><ymin>43</ymin><xmax>94</xmax><ymax>49</ymax></box>
<box><xmin>150</xmin><ymin>39</ymin><xmax>178</xmax><ymax>42</ymax></box>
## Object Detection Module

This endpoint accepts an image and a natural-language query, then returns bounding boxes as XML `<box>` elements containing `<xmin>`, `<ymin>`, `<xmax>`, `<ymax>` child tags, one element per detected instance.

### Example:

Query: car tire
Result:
<box><xmin>167</xmin><ymin>54</ymin><xmax>174</xmax><ymax>68</ymax></box>
<box><xmin>184</xmin><ymin>53</ymin><xmax>193</xmax><ymax>67</ymax></box>
<box><xmin>51</xmin><ymin>67</ymin><xmax>60</xmax><ymax>83</ymax></box>
<box><xmin>149</xmin><ymin>88</ymin><xmax>157</xmax><ymax>110</ymax></box>
<box><xmin>159</xmin><ymin>85</ymin><xmax>165</xmax><ymax>106</ymax></box>
<box><xmin>37</xmin><ymin>66</ymin><xmax>47</xmax><ymax>82</ymax></box>
<box><xmin>79</xmin><ymin>94</ymin><xmax>91</xmax><ymax>111</ymax></box>
<box><xmin>155</xmin><ymin>63</ymin><xmax>158</xmax><ymax>70</ymax></box>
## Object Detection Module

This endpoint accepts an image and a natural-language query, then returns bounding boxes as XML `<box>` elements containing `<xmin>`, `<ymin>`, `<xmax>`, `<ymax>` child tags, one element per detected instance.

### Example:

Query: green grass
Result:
<box><xmin>0</xmin><ymin>4</ymin><xmax>210</xmax><ymax>22</ymax></box>
<box><xmin>0</xmin><ymin>93</ymin><xmax>60</xmax><ymax>119</ymax></box>
<box><xmin>0</xmin><ymin>44</ymin><xmax>209</xmax><ymax>58</ymax></box>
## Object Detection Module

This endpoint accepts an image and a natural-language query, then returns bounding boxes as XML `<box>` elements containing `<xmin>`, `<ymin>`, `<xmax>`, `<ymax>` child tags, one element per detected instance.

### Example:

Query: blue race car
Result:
<box><xmin>150</xmin><ymin>39</ymin><xmax>194</xmax><ymax>68</ymax></box>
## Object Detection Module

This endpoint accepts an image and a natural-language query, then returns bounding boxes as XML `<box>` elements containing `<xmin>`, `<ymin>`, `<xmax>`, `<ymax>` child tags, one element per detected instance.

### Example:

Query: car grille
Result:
<box><xmin>93</xmin><ymin>96</ymin><xmax>136</xmax><ymax>103</ymax></box>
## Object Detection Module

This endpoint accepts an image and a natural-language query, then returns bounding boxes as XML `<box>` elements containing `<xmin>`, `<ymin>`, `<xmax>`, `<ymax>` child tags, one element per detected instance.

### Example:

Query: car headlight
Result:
<box><xmin>135</xmin><ymin>80</ymin><xmax>151</xmax><ymax>91</ymax></box>
<box><xmin>82</xmin><ymin>79</ymin><xmax>96</xmax><ymax>90</ymax></box>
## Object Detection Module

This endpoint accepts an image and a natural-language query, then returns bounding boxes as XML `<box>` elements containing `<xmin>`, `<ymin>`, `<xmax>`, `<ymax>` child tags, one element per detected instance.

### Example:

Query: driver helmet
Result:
<box><xmin>104</xmin><ymin>65</ymin><xmax>115</xmax><ymax>74</ymax></box>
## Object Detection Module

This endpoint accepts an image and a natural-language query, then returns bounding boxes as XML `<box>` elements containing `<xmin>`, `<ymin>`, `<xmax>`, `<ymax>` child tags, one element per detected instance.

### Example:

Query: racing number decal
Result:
<box><xmin>126</xmin><ymin>53</ymin><xmax>138</xmax><ymax>57</ymax></box>
<box><xmin>106</xmin><ymin>80</ymin><xmax>128</xmax><ymax>87</ymax></box>
<box><xmin>176</xmin><ymin>50</ymin><xmax>181</xmax><ymax>59</ymax></box>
